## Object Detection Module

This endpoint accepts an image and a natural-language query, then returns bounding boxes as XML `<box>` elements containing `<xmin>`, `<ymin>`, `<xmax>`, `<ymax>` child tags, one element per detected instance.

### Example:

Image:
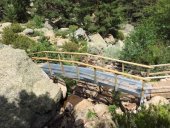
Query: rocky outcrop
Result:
<box><xmin>88</xmin><ymin>33</ymin><xmax>107</xmax><ymax>54</ymax></box>
<box><xmin>64</xmin><ymin>95</ymin><xmax>116</xmax><ymax>128</ymax></box>
<box><xmin>0</xmin><ymin>44</ymin><xmax>62</xmax><ymax>128</ymax></box>
<box><xmin>74</xmin><ymin>99</ymin><xmax>116</xmax><ymax>128</ymax></box>
<box><xmin>144</xmin><ymin>96</ymin><xmax>169</xmax><ymax>109</ymax></box>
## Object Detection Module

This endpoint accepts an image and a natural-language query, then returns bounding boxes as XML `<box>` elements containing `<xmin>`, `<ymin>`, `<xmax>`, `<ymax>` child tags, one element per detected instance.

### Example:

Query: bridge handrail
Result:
<box><xmin>30</xmin><ymin>51</ymin><xmax>170</xmax><ymax>79</ymax></box>
<box><xmin>32</xmin><ymin>56</ymin><xmax>150</xmax><ymax>82</ymax></box>
<box><xmin>30</xmin><ymin>51</ymin><xmax>153</xmax><ymax>69</ymax></box>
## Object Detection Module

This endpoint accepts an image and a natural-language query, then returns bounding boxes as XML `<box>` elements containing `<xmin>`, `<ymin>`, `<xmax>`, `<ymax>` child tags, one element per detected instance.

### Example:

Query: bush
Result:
<box><xmin>30</xmin><ymin>37</ymin><xmax>55</xmax><ymax>53</ymax></box>
<box><xmin>55</xmin><ymin>30</ymin><xmax>70</xmax><ymax>38</ymax></box>
<box><xmin>2</xmin><ymin>27</ymin><xmax>17</xmax><ymax>45</ymax></box>
<box><xmin>2</xmin><ymin>26</ymin><xmax>35</xmax><ymax>52</ymax></box>
<box><xmin>116</xmin><ymin>30</ymin><xmax>125</xmax><ymax>40</ymax></box>
<box><xmin>103</xmin><ymin>45</ymin><xmax>122</xmax><ymax>59</ymax></box>
<box><xmin>115</xmin><ymin>105</ymin><xmax>170</xmax><ymax>128</ymax></box>
<box><xmin>26</xmin><ymin>15</ymin><xmax>44</xmax><ymax>29</ymax></box>
<box><xmin>62</xmin><ymin>41</ymin><xmax>79</xmax><ymax>52</ymax></box>
<box><xmin>3</xmin><ymin>4</ymin><xmax>17</xmax><ymax>22</ymax></box>
<box><xmin>13</xmin><ymin>35</ymin><xmax>35</xmax><ymax>52</ymax></box>
<box><xmin>11</xmin><ymin>23</ymin><xmax>24</xmax><ymax>33</ymax></box>
<box><xmin>3</xmin><ymin>0</ymin><xmax>30</xmax><ymax>22</ymax></box>
<box><xmin>120</xmin><ymin>21</ymin><xmax>170</xmax><ymax>64</ymax></box>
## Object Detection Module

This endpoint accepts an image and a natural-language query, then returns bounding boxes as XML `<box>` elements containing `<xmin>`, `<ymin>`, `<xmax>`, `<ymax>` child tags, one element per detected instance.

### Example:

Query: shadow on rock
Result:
<box><xmin>0</xmin><ymin>90</ymin><xmax>60</xmax><ymax>128</ymax></box>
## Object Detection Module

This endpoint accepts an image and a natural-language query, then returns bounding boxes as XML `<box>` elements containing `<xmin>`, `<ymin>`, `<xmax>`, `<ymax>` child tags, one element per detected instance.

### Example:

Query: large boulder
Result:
<box><xmin>144</xmin><ymin>96</ymin><xmax>169</xmax><ymax>108</ymax></box>
<box><xmin>0</xmin><ymin>44</ymin><xmax>62</xmax><ymax>128</ymax></box>
<box><xmin>88</xmin><ymin>33</ymin><xmax>107</xmax><ymax>55</ymax></box>
<box><xmin>73</xmin><ymin>98</ymin><xmax>116</xmax><ymax>128</ymax></box>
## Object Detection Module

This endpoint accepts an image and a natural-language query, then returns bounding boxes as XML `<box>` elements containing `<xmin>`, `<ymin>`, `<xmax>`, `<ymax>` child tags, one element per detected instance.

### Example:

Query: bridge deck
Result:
<box><xmin>40</xmin><ymin>63</ymin><xmax>152</xmax><ymax>98</ymax></box>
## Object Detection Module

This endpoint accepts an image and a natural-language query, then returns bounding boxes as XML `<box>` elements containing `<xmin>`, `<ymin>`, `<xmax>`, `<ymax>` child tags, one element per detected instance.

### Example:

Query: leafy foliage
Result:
<box><xmin>3</xmin><ymin>0</ymin><xmax>31</xmax><ymax>22</ymax></box>
<box><xmin>115</xmin><ymin>105</ymin><xmax>170</xmax><ymax>128</ymax></box>
<box><xmin>86</xmin><ymin>109</ymin><xmax>97</xmax><ymax>119</ymax></box>
<box><xmin>26</xmin><ymin>15</ymin><xmax>45</xmax><ymax>29</ymax></box>
<box><xmin>121</xmin><ymin>21</ymin><xmax>170</xmax><ymax>64</ymax></box>
<box><xmin>1</xmin><ymin>26</ymin><xmax>55</xmax><ymax>53</ymax></box>
<box><xmin>2</xmin><ymin>27</ymin><xmax>18</xmax><ymax>45</ymax></box>
<box><xmin>10</xmin><ymin>23</ymin><xmax>24</xmax><ymax>33</ymax></box>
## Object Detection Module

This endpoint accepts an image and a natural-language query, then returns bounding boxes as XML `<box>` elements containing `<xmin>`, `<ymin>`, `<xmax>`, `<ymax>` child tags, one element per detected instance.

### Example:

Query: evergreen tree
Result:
<box><xmin>3</xmin><ymin>0</ymin><xmax>30</xmax><ymax>22</ymax></box>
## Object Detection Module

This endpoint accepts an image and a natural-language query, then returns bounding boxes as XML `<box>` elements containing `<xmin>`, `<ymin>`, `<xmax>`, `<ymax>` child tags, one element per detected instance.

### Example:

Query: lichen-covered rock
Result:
<box><xmin>0</xmin><ymin>45</ymin><xmax>62</xmax><ymax>128</ymax></box>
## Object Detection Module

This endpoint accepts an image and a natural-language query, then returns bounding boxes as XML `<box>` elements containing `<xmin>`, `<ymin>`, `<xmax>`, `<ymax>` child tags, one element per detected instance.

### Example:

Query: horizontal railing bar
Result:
<box><xmin>146</xmin><ymin>75</ymin><xmax>170</xmax><ymax>79</ymax></box>
<box><xmin>152</xmin><ymin>63</ymin><xmax>170</xmax><ymax>67</ymax></box>
<box><xmin>32</xmin><ymin>57</ymin><xmax>150</xmax><ymax>81</ymax></box>
<box><xmin>149</xmin><ymin>71</ymin><xmax>170</xmax><ymax>76</ymax></box>
<box><xmin>31</xmin><ymin>51</ymin><xmax>153</xmax><ymax>69</ymax></box>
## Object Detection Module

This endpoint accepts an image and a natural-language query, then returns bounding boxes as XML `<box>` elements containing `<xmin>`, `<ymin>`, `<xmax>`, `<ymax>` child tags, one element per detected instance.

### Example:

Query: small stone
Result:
<box><xmin>23</xmin><ymin>28</ymin><xmax>34</xmax><ymax>35</ymax></box>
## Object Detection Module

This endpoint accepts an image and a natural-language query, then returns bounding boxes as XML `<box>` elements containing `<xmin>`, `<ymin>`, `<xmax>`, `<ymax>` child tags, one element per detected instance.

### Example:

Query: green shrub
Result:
<box><xmin>115</xmin><ymin>105</ymin><xmax>170</xmax><ymax>128</ymax></box>
<box><xmin>3</xmin><ymin>0</ymin><xmax>30</xmax><ymax>22</ymax></box>
<box><xmin>2</xmin><ymin>26</ymin><xmax>35</xmax><ymax>52</ymax></box>
<box><xmin>3</xmin><ymin>4</ymin><xmax>17</xmax><ymax>22</ymax></box>
<box><xmin>30</xmin><ymin>31</ymin><xmax>43</xmax><ymax>37</ymax></box>
<box><xmin>103</xmin><ymin>45</ymin><xmax>122</xmax><ymax>59</ymax></box>
<box><xmin>13</xmin><ymin>35</ymin><xmax>35</xmax><ymax>52</ymax></box>
<box><xmin>116</xmin><ymin>30</ymin><xmax>125</xmax><ymax>40</ymax></box>
<box><xmin>2</xmin><ymin>27</ymin><xmax>17</xmax><ymax>45</ymax></box>
<box><xmin>120</xmin><ymin>21</ymin><xmax>170</xmax><ymax>64</ymax></box>
<box><xmin>11</xmin><ymin>23</ymin><xmax>24</xmax><ymax>33</ymax></box>
<box><xmin>55</xmin><ymin>30</ymin><xmax>70</xmax><ymax>38</ymax></box>
<box><xmin>26</xmin><ymin>15</ymin><xmax>44</xmax><ymax>29</ymax></box>
<box><xmin>30</xmin><ymin>37</ymin><xmax>55</xmax><ymax>53</ymax></box>
<box><xmin>62</xmin><ymin>77</ymin><xmax>77</xmax><ymax>95</ymax></box>
<box><xmin>62</xmin><ymin>41</ymin><xmax>79</xmax><ymax>52</ymax></box>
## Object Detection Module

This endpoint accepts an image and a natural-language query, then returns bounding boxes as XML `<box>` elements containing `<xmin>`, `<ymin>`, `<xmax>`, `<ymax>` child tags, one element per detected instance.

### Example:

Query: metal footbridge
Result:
<box><xmin>30</xmin><ymin>51</ymin><xmax>170</xmax><ymax>103</ymax></box>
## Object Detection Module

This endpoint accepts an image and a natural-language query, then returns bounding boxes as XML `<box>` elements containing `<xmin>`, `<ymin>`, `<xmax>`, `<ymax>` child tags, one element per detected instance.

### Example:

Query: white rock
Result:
<box><xmin>104</xmin><ymin>34</ymin><xmax>115</xmax><ymax>44</ymax></box>
<box><xmin>56</xmin><ymin>38</ymin><xmax>70</xmax><ymax>47</ymax></box>
<box><xmin>0</xmin><ymin>22</ymin><xmax>12</xmax><ymax>32</ymax></box>
<box><xmin>44</xmin><ymin>20</ymin><xmax>53</xmax><ymax>30</ymax></box>
<box><xmin>23</xmin><ymin>28</ymin><xmax>34</xmax><ymax>35</ymax></box>
<box><xmin>115</xmin><ymin>107</ymin><xmax>123</xmax><ymax>115</ymax></box>
<box><xmin>60</xmin><ymin>28</ymin><xmax>69</xmax><ymax>31</ymax></box>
